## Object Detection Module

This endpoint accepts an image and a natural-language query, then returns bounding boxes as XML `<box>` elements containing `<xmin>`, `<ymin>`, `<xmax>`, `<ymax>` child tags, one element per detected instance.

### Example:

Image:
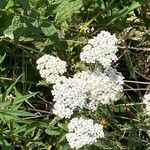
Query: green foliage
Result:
<box><xmin>0</xmin><ymin>0</ymin><xmax>150</xmax><ymax>149</ymax></box>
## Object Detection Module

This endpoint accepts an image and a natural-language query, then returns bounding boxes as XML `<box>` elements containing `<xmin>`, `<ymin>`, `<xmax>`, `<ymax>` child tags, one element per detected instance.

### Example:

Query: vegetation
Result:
<box><xmin>0</xmin><ymin>0</ymin><xmax>150</xmax><ymax>149</ymax></box>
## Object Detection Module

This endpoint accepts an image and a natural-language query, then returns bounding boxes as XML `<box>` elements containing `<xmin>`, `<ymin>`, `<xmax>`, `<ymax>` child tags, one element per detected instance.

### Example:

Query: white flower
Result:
<box><xmin>51</xmin><ymin>77</ymin><xmax>87</xmax><ymax>118</ymax></box>
<box><xmin>74</xmin><ymin>68</ymin><xmax>124</xmax><ymax>111</ymax></box>
<box><xmin>66</xmin><ymin>117</ymin><xmax>104</xmax><ymax>149</ymax></box>
<box><xmin>36</xmin><ymin>54</ymin><xmax>67</xmax><ymax>84</ymax></box>
<box><xmin>80</xmin><ymin>31</ymin><xmax>118</xmax><ymax>67</ymax></box>
<box><xmin>143</xmin><ymin>94</ymin><xmax>150</xmax><ymax>116</ymax></box>
<box><xmin>52</xmin><ymin>68</ymin><xmax>124</xmax><ymax>117</ymax></box>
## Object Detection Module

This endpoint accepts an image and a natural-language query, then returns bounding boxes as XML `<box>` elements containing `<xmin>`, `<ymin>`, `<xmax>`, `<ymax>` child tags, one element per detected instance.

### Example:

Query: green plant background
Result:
<box><xmin>0</xmin><ymin>0</ymin><xmax>150</xmax><ymax>149</ymax></box>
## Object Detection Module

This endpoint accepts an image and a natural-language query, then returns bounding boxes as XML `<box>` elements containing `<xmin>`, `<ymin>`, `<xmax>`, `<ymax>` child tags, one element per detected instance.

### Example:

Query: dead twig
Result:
<box><xmin>118</xmin><ymin>45</ymin><xmax>150</xmax><ymax>51</ymax></box>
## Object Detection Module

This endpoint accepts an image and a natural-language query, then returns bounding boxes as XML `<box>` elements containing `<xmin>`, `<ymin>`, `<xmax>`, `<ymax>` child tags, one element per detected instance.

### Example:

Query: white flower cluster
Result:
<box><xmin>66</xmin><ymin>117</ymin><xmax>104</xmax><ymax>149</ymax></box>
<box><xmin>80</xmin><ymin>31</ymin><xmax>118</xmax><ymax>68</ymax></box>
<box><xmin>36</xmin><ymin>54</ymin><xmax>66</xmax><ymax>84</ymax></box>
<box><xmin>143</xmin><ymin>94</ymin><xmax>150</xmax><ymax>116</ymax></box>
<box><xmin>52</xmin><ymin>67</ymin><xmax>124</xmax><ymax>118</ymax></box>
<box><xmin>75</xmin><ymin>68</ymin><xmax>124</xmax><ymax>111</ymax></box>
<box><xmin>52</xmin><ymin>77</ymin><xmax>87</xmax><ymax>118</ymax></box>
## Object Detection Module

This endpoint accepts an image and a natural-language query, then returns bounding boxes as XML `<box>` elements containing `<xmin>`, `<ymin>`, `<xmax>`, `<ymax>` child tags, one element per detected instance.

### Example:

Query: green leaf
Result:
<box><xmin>0</xmin><ymin>111</ymin><xmax>21</xmax><ymax>121</ymax></box>
<box><xmin>48</xmin><ymin>116</ymin><xmax>61</xmax><ymax>128</ymax></box>
<box><xmin>57</xmin><ymin>122</ymin><xmax>68</xmax><ymax>131</ymax></box>
<box><xmin>124</xmin><ymin>50</ymin><xmax>136</xmax><ymax>79</ymax></box>
<box><xmin>0</xmin><ymin>110</ymin><xmax>33</xmax><ymax>117</ymax></box>
<box><xmin>0</xmin><ymin>114</ymin><xmax>6</xmax><ymax>123</ymax></box>
<box><xmin>0</xmin><ymin>92</ymin><xmax>38</xmax><ymax>108</ymax></box>
<box><xmin>5</xmin><ymin>0</ymin><xmax>15</xmax><ymax>10</ymax></box>
<box><xmin>0</xmin><ymin>0</ymin><xmax>9</xmax><ymax>9</ymax></box>
<box><xmin>107</xmin><ymin>1</ymin><xmax>147</xmax><ymax>25</ymax></box>
<box><xmin>55</xmin><ymin>0</ymin><xmax>83</xmax><ymax>25</ymax></box>
<box><xmin>15</xmin><ymin>0</ymin><xmax>30</xmax><ymax>11</ymax></box>
<box><xmin>0</xmin><ymin>53</ymin><xmax>6</xmax><ymax>64</ymax></box>
<box><xmin>4</xmin><ymin>74</ymin><xmax>22</xmax><ymax>97</ymax></box>
<box><xmin>41</xmin><ymin>24</ymin><xmax>57</xmax><ymax>37</ymax></box>
<box><xmin>115</xmin><ymin>105</ymin><xmax>126</xmax><ymax>113</ymax></box>
<box><xmin>45</xmin><ymin>129</ymin><xmax>60</xmax><ymax>135</ymax></box>
<box><xmin>13</xmin><ymin>92</ymin><xmax>38</xmax><ymax>105</ymax></box>
<box><xmin>58</xmin><ymin>134</ymin><xmax>66</xmax><ymax>143</ymax></box>
<box><xmin>24</xmin><ymin>126</ymin><xmax>37</xmax><ymax>136</ymax></box>
<box><xmin>0</xmin><ymin>134</ymin><xmax>12</xmax><ymax>150</ymax></box>
<box><xmin>4</xmin><ymin>15</ymin><xmax>23</xmax><ymax>41</ymax></box>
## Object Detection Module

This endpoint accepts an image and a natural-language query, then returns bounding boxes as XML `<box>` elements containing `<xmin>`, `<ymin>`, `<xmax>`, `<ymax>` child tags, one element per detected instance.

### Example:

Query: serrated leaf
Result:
<box><xmin>41</xmin><ymin>24</ymin><xmax>57</xmax><ymax>37</ymax></box>
<box><xmin>55</xmin><ymin>0</ymin><xmax>83</xmax><ymax>25</ymax></box>
<box><xmin>4</xmin><ymin>16</ymin><xmax>23</xmax><ymax>35</ymax></box>
<box><xmin>3</xmin><ymin>15</ymin><xmax>24</xmax><ymax>41</ymax></box>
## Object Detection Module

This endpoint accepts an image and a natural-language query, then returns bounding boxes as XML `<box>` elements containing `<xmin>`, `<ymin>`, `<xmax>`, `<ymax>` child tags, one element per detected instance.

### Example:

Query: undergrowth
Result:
<box><xmin>0</xmin><ymin>0</ymin><xmax>150</xmax><ymax>150</ymax></box>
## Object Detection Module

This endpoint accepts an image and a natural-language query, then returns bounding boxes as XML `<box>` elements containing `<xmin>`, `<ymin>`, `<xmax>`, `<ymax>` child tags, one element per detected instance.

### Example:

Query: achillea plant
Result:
<box><xmin>36</xmin><ymin>31</ymin><xmax>125</xmax><ymax>149</ymax></box>
<box><xmin>0</xmin><ymin>0</ymin><xmax>149</xmax><ymax>149</ymax></box>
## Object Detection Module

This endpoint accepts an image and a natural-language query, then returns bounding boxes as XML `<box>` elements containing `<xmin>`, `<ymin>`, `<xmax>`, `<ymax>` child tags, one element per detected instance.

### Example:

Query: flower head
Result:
<box><xmin>36</xmin><ymin>54</ymin><xmax>66</xmax><ymax>83</ymax></box>
<box><xmin>52</xmin><ymin>68</ymin><xmax>124</xmax><ymax>118</ymax></box>
<box><xmin>74</xmin><ymin>68</ymin><xmax>124</xmax><ymax>111</ymax></box>
<box><xmin>66</xmin><ymin>117</ymin><xmax>104</xmax><ymax>149</ymax></box>
<box><xmin>80</xmin><ymin>31</ymin><xmax>118</xmax><ymax>67</ymax></box>
<box><xmin>51</xmin><ymin>77</ymin><xmax>87</xmax><ymax>118</ymax></box>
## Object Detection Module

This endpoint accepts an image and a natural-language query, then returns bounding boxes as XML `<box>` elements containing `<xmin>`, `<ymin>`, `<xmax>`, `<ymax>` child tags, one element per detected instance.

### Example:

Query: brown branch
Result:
<box><xmin>123</xmin><ymin>88</ymin><xmax>150</xmax><ymax>91</ymax></box>
<box><xmin>118</xmin><ymin>45</ymin><xmax>150</xmax><ymax>51</ymax></box>
<box><xmin>124</xmin><ymin>80</ymin><xmax>150</xmax><ymax>84</ymax></box>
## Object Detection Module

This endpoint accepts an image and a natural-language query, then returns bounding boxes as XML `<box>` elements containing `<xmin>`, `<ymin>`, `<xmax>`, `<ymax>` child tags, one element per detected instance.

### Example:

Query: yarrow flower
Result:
<box><xmin>51</xmin><ymin>77</ymin><xmax>87</xmax><ymax>118</ymax></box>
<box><xmin>143</xmin><ymin>94</ymin><xmax>150</xmax><ymax>116</ymax></box>
<box><xmin>74</xmin><ymin>67</ymin><xmax>124</xmax><ymax>111</ymax></box>
<box><xmin>35</xmin><ymin>32</ymin><xmax>126</xmax><ymax>149</ymax></box>
<box><xmin>36</xmin><ymin>54</ymin><xmax>66</xmax><ymax>84</ymax></box>
<box><xmin>66</xmin><ymin>117</ymin><xmax>104</xmax><ymax>149</ymax></box>
<box><xmin>52</xmin><ymin>67</ymin><xmax>124</xmax><ymax>118</ymax></box>
<box><xmin>80</xmin><ymin>31</ymin><xmax>118</xmax><ymax>67</ymax></box>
